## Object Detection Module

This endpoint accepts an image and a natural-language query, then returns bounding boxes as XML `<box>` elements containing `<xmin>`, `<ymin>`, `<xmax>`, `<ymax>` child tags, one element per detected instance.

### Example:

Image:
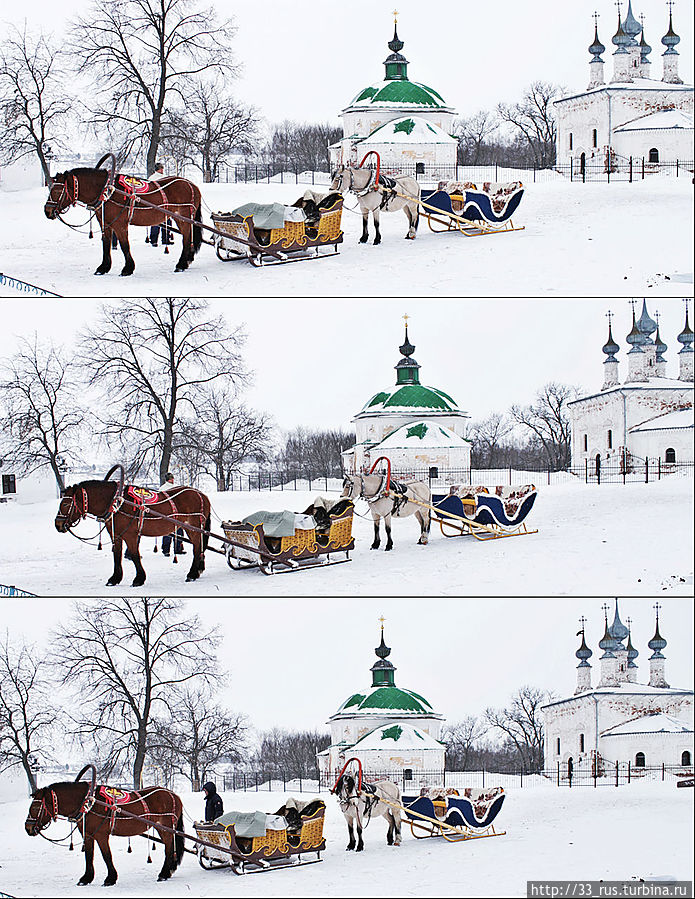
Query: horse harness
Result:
<box><xmin>341</xmin><ymin>168</ymin><xmax>399</xmax><ymax>208</ymax></box>
<box><xmin>339</xmin><ymin>781</ymin><xmax>380</xmax><ymax>830</ymax></box>
<box><xmin>354</xmin><ymin>474</ymin><xmax>411</xmax><ymax>516</ymax></box>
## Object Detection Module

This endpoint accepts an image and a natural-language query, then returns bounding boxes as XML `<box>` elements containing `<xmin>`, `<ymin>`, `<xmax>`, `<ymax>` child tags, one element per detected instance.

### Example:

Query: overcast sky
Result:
<box><xmin>0</xmin><ymin>297</ymin><xmax>689</xmax><ymax>432</ymax></box>
<box><xmin>5</xmin><ymin>0</ymin><xmax>693</xmax><ymax>125</ymax></box>
<box><xmin>1</xmin><ymin>596</ymin><xmax>692</xmax><ymax>732</ymax></box>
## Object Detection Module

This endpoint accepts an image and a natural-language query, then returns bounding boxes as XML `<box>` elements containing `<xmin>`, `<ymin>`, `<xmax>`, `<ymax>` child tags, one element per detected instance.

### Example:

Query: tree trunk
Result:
<box><xmin>22</xmin><ymin>756</ymin><xmax>38</xmax><ymax>793</ymax></box>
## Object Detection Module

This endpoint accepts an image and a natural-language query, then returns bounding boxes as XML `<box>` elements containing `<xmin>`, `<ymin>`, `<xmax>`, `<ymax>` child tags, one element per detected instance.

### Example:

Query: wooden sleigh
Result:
<box><xmin>431</xmin><ymin>485</ymin><xmax>538</xmax><ymax>540</ymax></box>
<box><xmin>401</xmin><ymin>787</ymin><xmax>506</xmax><ymax>842</ymax></box>
<box><xmin>195</xmin><ymin>801</ymin><xmax>326</xmax><ymax>874</ymax></box>
<box><xmin>221</xmin><ymin>499</ymin><xmax>355</xmax><ymax>575</ymax></box>
<box><xmin>212</xmin><ymin>196</ymin><xmax>344</xmax><ymax>266</ymax></box>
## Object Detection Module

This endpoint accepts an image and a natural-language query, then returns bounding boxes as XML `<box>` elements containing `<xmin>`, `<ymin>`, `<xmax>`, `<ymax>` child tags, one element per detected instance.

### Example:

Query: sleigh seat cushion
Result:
<box><xmin>241</xmin><ymin>509</ymin><xmax>316</xmax><ymax>537</ymax></box>
<box><xmin>229</xmin><ymin>202</ymin><xmax>306</xmax><ymax>230</ymax></box>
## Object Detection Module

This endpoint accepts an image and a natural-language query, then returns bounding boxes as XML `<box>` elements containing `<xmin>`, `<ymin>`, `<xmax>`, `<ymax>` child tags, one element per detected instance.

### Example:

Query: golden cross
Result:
<box><xmin>378</xmin><ymin>615</ymin><xmax>386</xmax><ymax>630</ymax></box>
<box><xmin>393</xmin><ymin>8</ymin><xmax>399</xmax><ymax>24</ymax></box>
<box><xmin>403</xmin><ymin>313</ymin><xmax>409</xmax><ymax>325</ymax></box>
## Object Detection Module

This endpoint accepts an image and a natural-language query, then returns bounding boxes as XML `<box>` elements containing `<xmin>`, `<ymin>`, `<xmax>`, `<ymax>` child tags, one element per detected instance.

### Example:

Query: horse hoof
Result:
<box><xmin>131</xmin><ymin>578</ymin><xmax>145</xmax><ymax>587</ymax></box>
<box><xmin>358</xmin><ymin>238</ymin><xmax>368</xmax><ymax>244</ymax></box>
<box><xmin>106</xmin><ymin>579</ymin><xmax>121</xmax><ymax>587</ymax></box>
<box><xmin>356</xmin><ymin>846</ymin><xmax>364</xmax><ymax>852</ymax></box>
<box><xmin>94</xmin><ymin>270</ymin><xmax>108</xmax><ymax>276</ymax></box>
<box><xmin>385</xmin><ymin>546</ymin><xmax>393</xmax><ymax>552</ymax></box>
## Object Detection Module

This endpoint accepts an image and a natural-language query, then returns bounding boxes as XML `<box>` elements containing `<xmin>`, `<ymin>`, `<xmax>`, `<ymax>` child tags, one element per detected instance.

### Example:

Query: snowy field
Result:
<box><xmin>0</xmin><ymin>475</ymin><xmax>692</xmax><ymax>597</ymax></box>
<box><xmin>0</xmin><ymin>781</ymin><xmax>692</xmax><ymax>897</ymax></box>
<box><xmin>0</xmin><ymin>178</ymin><xmax>692</xmax><ymax>298</ymax></box>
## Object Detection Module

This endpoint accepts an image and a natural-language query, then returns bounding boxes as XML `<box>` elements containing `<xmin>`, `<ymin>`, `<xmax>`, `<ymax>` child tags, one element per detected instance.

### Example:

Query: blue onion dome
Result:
<box><xmin>626</xmin><ymin>632</ymin><xmax>639</xmax><ymax>668</ymax></box>
<box><xmin>613</xmin><ymin>10</ymin><xmax>630</xmax><ymax>51</ymax></box>
<box><xmin>654</xmin><ymin>322</ymin><xmax>667</xmax><ymax>362</ymax></box>
<box><xmin>626</xmin><ymin>309</ymin><xmax>645</xmax><ymax>352</ymax></box>
<box><xmin>590</xmin><ymin>24</ymin><xmax>606</xmax><ymax>61</ymax></box>
<box><xmin>603</xmin><ymin>320</ymin><xmax>620</xmax><ymax>361</ymax></box>
<box><xmin>622</xmin><ymin>0</ymin><xmax>642</xmax><ymax>44</ymax></box>
<box><xmin>662</xmin><ymin>8</ymin><xmax>680</xmax><ymax>53</ymax></box>
<box><xmin>599</xmin><ymin>618</ymin><xmax>618</xmax><ymax>657</ymax></box>
<box><xmin>677</xmin><ymin>305</ymin><xmax>694</xmax><ymax>354</ymax></box>
<box><xmin>636</xmin><ymin>299</ymin><xmax>657</xmax><ymax>343</ymax></box>
<box><xmin>609</xmin><ymin>599</ymin><xmax>629</xmax><ymax>646</ymax></box>
<box><xmin>640</xmin><ymin>28</ymin><xmax>652</xmax><ymax>60</ymax></box>
<box><xmin>648</xmin><ymin>617</ymin><xmax>667</xmax><ymax>658</ymax></box>
<box><xmin>576</xmin><ymin>632</ymin><xmax>593</xmax><ymax>667</ymax></box>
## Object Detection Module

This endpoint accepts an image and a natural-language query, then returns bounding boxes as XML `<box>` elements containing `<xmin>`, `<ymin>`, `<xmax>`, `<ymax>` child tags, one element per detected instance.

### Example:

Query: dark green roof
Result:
<box><xmin>336</xmin><ymin>686</ymin><xmax>434</xmax><ymax>715</ymax></box>
<box><xmin>349</xmin><ymin>80</ymin><xmax>448</xmax><ymax>108</ymax></box>
<box><xmin>362</xmin><ymin>384</ymin><xmax>459</xmax><ymax>413</ymax></box>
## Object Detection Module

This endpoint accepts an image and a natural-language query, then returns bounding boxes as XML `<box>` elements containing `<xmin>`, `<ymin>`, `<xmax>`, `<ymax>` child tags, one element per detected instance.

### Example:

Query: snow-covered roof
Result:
<box><xmin>555</xmin><ymin>79</ymin><xmax>694</xmax><ymax>104</ymax></box>
<box><xmin>358</xmin><ymin>116</ymin><xmax>456</xmax><ymax>145</ymax></box>
<box><xmin>345</xmin><ymin>80</ymin><xmax>451</xmax><ymax>111</ymax></box>
<box><xmin>374</xmin><ymin>420</ymin><xmax>471</xmax><ymax>450</ymax></box>
<box><xmin>543</xmin><ymin>682</ymin><xmax>694</xmax><ymax>710</ymax></box>
<box><xmin>332</xmin><ymin>685</ymin><xmax>441</xmax><ymax>719</ymax></box>
<box><xmin>351</xmin><ymin>722</ymin><xmax>445</xmax><ymax>751</ymax></box>
<box><xmin>357</xmin><ymin>383</ymin><xmax>462</xmax><ymax>416</ymax></box>
<box><xmin>615</xmin><ymin>109</ymin><xmax>694</xmax><ymax>133</ymax></box>
<box><xmin>569</xmin><ymin>378</ymin><xmax>694</xmax><ymax>405</ymax></box>
<box><xmin>630</xmin><ymin>406</ymin><xmax>694</xmax><ymax>433</ymax></box>
<box><xmin>601</xmin><ymin>712</ymin><xmax>693</xmax><ymax>738</ymax></box>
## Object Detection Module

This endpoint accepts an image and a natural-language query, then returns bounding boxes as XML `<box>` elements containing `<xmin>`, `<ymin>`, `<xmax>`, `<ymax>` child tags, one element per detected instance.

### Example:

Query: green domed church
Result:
<box><xmin>328</xmin><ymin>14</ymin><xmax>457</xmax><ymax>173</ymax></box>
<box><xmin>342</xmin><ymin>318</ymin><xmax>471</xmax><ymax>475</ymax></box>
<box><xmin>316</xmin><ymin>624</ymin><xmax>445</xmax><ymax>779</ymax></box>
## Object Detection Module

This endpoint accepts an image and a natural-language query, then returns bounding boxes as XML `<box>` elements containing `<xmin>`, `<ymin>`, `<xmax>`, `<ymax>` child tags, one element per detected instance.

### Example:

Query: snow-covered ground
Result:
<box><xmin>0</xmin><ymin>476</ymin><xmax>692</xmax><ymax>596</ymax></box>
<box><xmin>0</xmin><ymin>178</ymin><xmax>692</xmax><ymax>298</ymax></box>
<box><xmin>0</xmin><ymin>781</ymin><xmax>692</xmax><ymax>897</ymax></box>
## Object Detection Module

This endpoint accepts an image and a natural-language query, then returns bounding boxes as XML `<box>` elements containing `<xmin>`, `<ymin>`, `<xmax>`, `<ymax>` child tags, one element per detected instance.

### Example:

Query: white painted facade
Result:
<box><xmin>542</xmin><ymin>603</ymin><xmax>694</xmax><ymax>775</ymax></box>
<box><xmin>554</xmin><ymin>5</ymin><xmax>694</xmax><ymax>168</ymax></box>
<box><xmin>568</xmin><ymin>301</ymin><xmax>694</xmax><ymax>467</ymax></box>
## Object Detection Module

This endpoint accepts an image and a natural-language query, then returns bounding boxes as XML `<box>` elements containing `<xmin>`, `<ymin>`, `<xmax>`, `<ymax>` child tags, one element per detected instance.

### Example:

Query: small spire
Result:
<box><xmin>599</xmin><ymin>603</ymin><xmax>617</xmax><ymax>657</ymax></box>
<box><xmin>662</xmin><ymin>2</ymin><xmax>680</xmax><ymax>53</ymax></box>
<box><xmin>613</xmin><ymin>3</ymin><xmax>629</xmax><ymax>51</ymax></box>
<box><xmin>609</xmin><ymin>598</ymin><xmax>629</xmax><ymax>646</ymax></box>
<box><xmin>603</xmin><ymin>310</ymin><xmax>620</xmax><ymax>361</ymax></box>
<box><xmin>639</xmin><ymin>14</ymin><xmax>652</xmax><ymax>59</ymax></box>
<box><xmin>395</xmin><ymin>316</ymin><xmax>421</xmax><ymax>385</ymax></box>
<box><xmin>626</xmin><ymin>616</ymin><xmax>639</xmax><ymax>667</ymax></box>
<box><xmin>648</xmin><ymin>601</ymin><xmax>668</xmax><ymax>657</ymax></box>
<box><xmin>677</xmin><ymin>299</ymin><xmax>694</xmax><ymax>354</ymax></box>
<box><xmin>384</xmin><ymin>12</ymin><xmax>408</xmax><ymax>80</ymax></box>
<box><xmin>576</xmin><ymin>616</ymin><xmax>593</xmax><ymax>666</ymax></box>
<box><xmin>626</xmin><ymin>300</ymin><xmax>645</xmax><ymax>352</ymax></box>
<box><xmin>636</xmin><ymin>298</ymin><xmax>657</xmax><ymax>343</ymax></box>
<box><xmin>622</xmin><ymin>0</ymin><xmax>642</xmax><ymax>43</ymax></box>
<box><xmin>371</xmin><ymin>619</ymin><xmax>396</xmax><ymax>687</ymax></box>
<box><xmin>590</xmin><ymin>11</ymin><xmax>606</xmax><ymax>60</ymax></box>
<box><xmin>654</xmin><ymin>311</ymin><xmax>667</xmax><ymax>362</ymax></box>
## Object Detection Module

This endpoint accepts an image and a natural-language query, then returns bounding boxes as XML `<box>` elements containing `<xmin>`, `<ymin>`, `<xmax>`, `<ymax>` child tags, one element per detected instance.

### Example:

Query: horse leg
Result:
<box><xmin>185</xmin><ymin>531</ymin><xmax>202</xmax><ymax>582</ymax></box>
<box><xmin>175</xmin><ymin>220</ymin><xmax>191</xmax><ymax>272</ymax></box>
<box><xmin>126</xmin><ymin>534</ymin><xmax>147</xmax><ymax>587</ymax></box>
<box><xmin>346</xmin><ymin>819</ymin><xmax>356</xmax><ymax>851</ymax></box>
<box><xmin>356</xmin><ymin>822</ymin><xmax>364</xmax><ymax>852</ymax></box>
<box><xmin>95</xmin><ymin>218</ymin><xmax>112</xmax><ymax>276</ymax></box>
<box><xmin>386</xmin><ymin>813</ymin><xmax>394</xmax><ymax>845</ymax></box>
<box><xmin>115</xmin><ymin>224</ymin><xmax>135</xmax><ymax>276</ymax></box>
<box><xmin>107</xmin><ymin>535</ymin><xmax>124</xmax><ymax>586</ymax></box>
<box><xmin>359</xmin><ymin>209</ymin><xmax>369</xmax><ymax>243</ymax></box>
<box><xmin>394</xmin><ymin>810</ymin><xmax>402</xmax><ymax>845</ymax></box>
<box><xmin>96</xmin><ymin>834</ymin><xmax>118</xmax><ymax>886</ymax></box>
<box><xmin>384</xmin><ymin>513</ymin><xmax>393</xmax><ymax>551</ymax></box>
<box><xmin>405</xmin><ymin>204</ymin><xmax>419</xmax><ymax>239</ymax></box>
<box><xmin>370</xmin><ymin>516</ymin><xmax>381</xmax><ymax>550</ymax></box>
<box><xmin>77</xmin><ymin>833</ymin><xmax>96</xmax><ymax>885</ymax></box>
<box><xmin>372</xmin><ymin>208</ymin><xmax>381</xmax><ymax>246</ymax></box>
<box><xmin>416</xmin><ymin>510</ymin><xmax>429</xmax><ymax>545</ymax></box>
<box><xmin>156</xmin><ymin>830</ymin><xmax>175</xmax><ymax>881</ymax></box>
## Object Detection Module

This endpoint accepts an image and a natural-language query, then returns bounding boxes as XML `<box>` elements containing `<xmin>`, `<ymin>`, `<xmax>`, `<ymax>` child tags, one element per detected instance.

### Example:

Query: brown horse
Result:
<box><xmin>55</xmin><ymin>468</ymin><xmax>211</xmax><ymax>586</ymax></box>
<box><xmin>25</xmin><ymin>768</ymin><xmax>185</xmax><ymax>886</ymax></box>
<box><xmin>44</xmin><ymin>161</ymin><xmax>203</xmax><ymax>276</ymax></box>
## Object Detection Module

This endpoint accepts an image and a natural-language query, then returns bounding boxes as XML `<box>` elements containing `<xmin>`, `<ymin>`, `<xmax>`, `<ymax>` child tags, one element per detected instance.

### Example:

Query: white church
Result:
<box><xmin>568</xmin><ymin>300</ymin><xmax>694</xmax><ymax>471</ymax></box>
<box><xmin>542</xmin><ymin>602</ymin><xmax>693</xmax><ymax>778</ymax></box>
<box><xmin>316</xmin><ymin>623</ymin><xmax>445</xmax><ymax>781</ymax></box>
<box><xmin>341</xmin><ymin>318</ymin><xmax>471</xmax><ymax>476</ymax></box>
<box><xmin>328</xmin><ymin>15</ymin><xmax>458</xmax><ymax>173</ymax></box>
<box><xmin>554</xmin><ymin>2</ymin><xmax>693</xmax><ymax>171</ymax></box>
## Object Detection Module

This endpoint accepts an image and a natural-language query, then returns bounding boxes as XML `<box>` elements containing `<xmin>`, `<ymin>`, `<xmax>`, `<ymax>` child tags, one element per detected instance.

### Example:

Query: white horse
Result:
<box><xmin>333</xmin><ymin>773</ymin><xmax>402</xmax><ymax>852</ymax></box>
<box><xmin>330</xmin><ymin>165</ymin><xmax>420</xmax><ymax>244</ymax></box>
<box><xmin>342</xmin><ymin>472</ymin><xmax>431</xmax><ymax>551</ymax></box>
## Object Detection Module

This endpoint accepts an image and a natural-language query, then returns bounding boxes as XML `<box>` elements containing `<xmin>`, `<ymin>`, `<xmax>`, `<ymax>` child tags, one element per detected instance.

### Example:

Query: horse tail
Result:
<box><xmin>175</xmin><ymin>814</ymin><xmax>185</xmax><ymax>867</ymax></box>
<box><xmin>203</xmin><ymin>513</ymin><xmax>211</xmax><ymax>552</ymax></box>
<box><xmin>191</xmin><ymin>203</ymin><xmax>203</xmax><ymax>258</ymax></box>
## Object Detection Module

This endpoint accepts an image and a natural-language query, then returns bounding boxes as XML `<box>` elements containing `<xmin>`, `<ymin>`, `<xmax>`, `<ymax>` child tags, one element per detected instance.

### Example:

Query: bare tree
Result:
<box><xmin>80</xmin><ymin>297</ymin><xmax>247</xmax><ymax>484</ymax></box>
<box><xmin>182</xmin><ymin>391</ymin><xmax>274</xmax><ymax>490</ymax></box>
<box><xmin>72</xmin><ymin>0</ymin><xmax>238</xmax><ymax>175</ymax></box>
<box><xmin>253</xmin><ymin>728</ymin><xmax>331</xmax><ymax>778</ymax></box>
<box><xmin>455</xmin><ymin>110</ymin><xmax>499</xmax><ymax>165</ymax></box>
<box><xmin>443</xmin><ymin>716</ymin><xmax>487</xmax><ymax>771</ymax></box>
<box><xmin>0</xmin><ymin>337</ymin><xmax>86</xmax><ymax>492</ymax></box>
<box><xmin>0</xmin><ymin>636</ymin><xmax>58</xmax><ymax>792</ymax></box>
<box><xmin>469</xmin><ymin>412</ymin><xmax>514</xmax><ymax>468</ymax></box>
<box><xmin>0</xmin><ymin>26</ymin><xmax>71</xmax><ymax>183</ymax></box>
<box><xmin>165</xmin><ymin>77</ymin><xmax>258</xmax><ymax>181</ymax></box>
<box><xmin>266</xmin><ymin>121</ymin><xmax>342</xmax><ymax>172</ymax></box>
<box><xmin>152</xmin><ymin>686</ymin><xmax>247</xmax><ymax>789</ymax></box>
<box><xmin>52</xmin><ymin>598</ymin><xmax>220</xmax><ymax>789</ymax></box>
<box><xmin>485</xmin><ymin>685</ymin><xmax>551</xmax><ymax>773</ymax></box>
<box><xmin>510</xmin><ymin>382</ymin><xmax>578</xmax><ymax>471</ymax></box>
<box><xmin>278</xmin><ymin>427</ymin><xmax>354</xmax><ymax>480</ymax></box>
<box><xmin>497</xmin><ymin>82</ymin><xmax>561</xmax><ymax>168</ymax></box>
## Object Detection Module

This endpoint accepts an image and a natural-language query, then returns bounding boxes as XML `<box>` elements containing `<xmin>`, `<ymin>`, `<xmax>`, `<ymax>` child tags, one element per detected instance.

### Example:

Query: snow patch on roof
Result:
<box><xmin>615</xmin><ymin>110</ymin><xmax>694</xmax><ymax>132</ymax></box>
<box><xmin>375</xmin><ymin>420</ymin><xmax>471</xmax><ymax>450</ymax></box>
<box><xmin>602</xmin><ymin>712</ymin><xmax>693</xmax><ymax>737</ymax></box>
<box><xmin>351</xmin><ymin>722</ymin><xmax>445</xmax><ymax>751</ymax></box>
<box><xmin>359</xmin><ymin>116</ymin><xmax>456</xmax><ymax>145</ymax></box>
<box><xmin>630</xmin><ymin>406</ymin><xmax>694</xmax><ymax>432</ymax></box>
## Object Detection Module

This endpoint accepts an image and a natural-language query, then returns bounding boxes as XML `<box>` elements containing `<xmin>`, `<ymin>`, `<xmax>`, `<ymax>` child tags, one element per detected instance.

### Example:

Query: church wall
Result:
<box><xmin>613</xmin><ymin>127</ymin><xmax>694</xmax><ymax>162</ymax></box>
<box><xmin>358</xmin><ymin>140</ymin><xmax>457</xmax><ymax>170</ymax></box>
<box><xmin>556</xmin><ymin>86</ymin><xmax>694</xmax><ymax>165</ymax></box>
<box><xmin>628</xmin><ymin>427</ymin><xmax>694</xmax><ymax>462</ymax></box>
<box><xmin>331</xmin><ymin>714</ymin><xmax>442</xmax><ymax>747</ymax></box>
<box><xmin>352</xmin><ymin>746</ymin><xmax>445</xmax><ymax>773</ymax></box>
<box><xmin>355</xmin><ymin>412</ymin><xmax>468</xmax><ymax>445</ymax></box>
<box><xmin>342</xmin><ymin>107</ymin><xmax>456</xmax><ymax>141</ymax></box>
<box><xmin>600</xmin><ymin>731</ymin><xmax>694</xmax><ymax>767</ymax></box>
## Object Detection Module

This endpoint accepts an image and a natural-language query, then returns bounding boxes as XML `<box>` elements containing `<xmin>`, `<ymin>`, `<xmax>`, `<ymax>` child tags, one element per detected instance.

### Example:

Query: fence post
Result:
<box><xmin>556</xmin><ymin>763</ymin><xmax>559</xmax><ymax>786</ymax></box>
<box><xmin>495</xmin><ymin>162</ymin><xmax>498</xmax><ymax>181</ymax></box>
<box><xmin>662</xmin><ymin>763</ymin><xmax>665</xmax><ymax>782</ymax></box>
<box><xmin>676</xmin><ymin>159</ymin><xmax>679</xmax><ymax>177</ymax></box>
<box><xmin>299</xmin><ymin>775</ymin><xmax>302</xmax><ymax>792</ymax></box>
<box><xmin>615</xmin><ymin>761</ymin><xmax>619</xmax><ymax>787</ymax></box>
<box><xmin>585</xmin><ymin>458</ymin><xmax>588</xmax><ymax>484</ymax></box>
<box><xmin>255</xmin><ymin>773</ymin><xmax>258</xmax><ymax>791</ymax></box>
<box><xmin>645</xmin><ymin>457</ymin><xmax>649</xmax><ymax>484</ymax></box>
<box><xmin>547</xmin><ymin>468</ymin><xmax>551</xmax><ymax>486</ymax></box>
<box><xmin>658</xmin><ymin>457</ymin><xmax>661</xmax><ymax>480</ymax></box>
<box><xmin>520</xmin><ymin>770</ymin><xmax>523</xmax><ymax>788</ymax></box>
<box><xmin>628</xmin><ymin>761</ymin><xmax>631</xmax><ymax>783</ymax></box>
<box><xmin>629</xmin><ymin>156</ymin><xmax>633</xmax><ymax>183</ymax></box>
<box><xmin>642</xmin><ymin>157</ymin><xmax>645</xmax><ymax>180</ymax></box>
<box><xmin>482</xmin><ymin>767</ymin><xmax>485</xmax><ymax>789</ymax></box>
<box><xmin>509</xmin><ymin>465</ymin><xmax>512</xmax><ymax>486</ymax></box>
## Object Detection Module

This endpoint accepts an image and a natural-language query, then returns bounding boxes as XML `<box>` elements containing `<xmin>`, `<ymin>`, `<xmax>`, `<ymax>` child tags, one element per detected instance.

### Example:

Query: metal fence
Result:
<box><xmin>212</xmin><ymin>764</ymin><xmax>692</xmax><ymax>793</ymax></box>
<box><xmin>221</xmin><ymin>459</ymin><xmax>692</xmax><ymax>492</ymax></box>
<box><xmin>212</xmin><ymin>158</ymin><xmax>693</xmax><ymax>186</ymax></box>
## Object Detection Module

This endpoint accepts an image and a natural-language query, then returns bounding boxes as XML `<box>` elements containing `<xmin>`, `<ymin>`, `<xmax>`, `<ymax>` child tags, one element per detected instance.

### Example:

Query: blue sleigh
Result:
<box><xmin>431</xmin><ymin>485</ymin><xmax>538</xmax><ymax>540</ymax></box>
<box><xmin>401</xmin><ymin>788</ymin><xmax>506</xmax><ymax>842</ymax></box>
<box><xmin>419</xmin><ymin>182</ymin><xmax>525</xmax><ymax>237</ymax></box>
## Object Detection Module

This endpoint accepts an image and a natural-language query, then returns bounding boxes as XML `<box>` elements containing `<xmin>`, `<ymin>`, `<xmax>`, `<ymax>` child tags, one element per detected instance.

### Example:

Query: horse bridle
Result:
<box><xmin>26</xmin><ymin>767</ymin><xmax>96</xmax><ymax>836</ymax></box>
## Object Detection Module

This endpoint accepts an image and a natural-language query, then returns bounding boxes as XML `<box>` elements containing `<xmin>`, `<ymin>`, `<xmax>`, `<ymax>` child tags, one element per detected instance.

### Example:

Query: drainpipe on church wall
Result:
<box><xmin>591</xmin><ymin>693</ymin><xmax>600</xmax><ymax>759</ymax></box>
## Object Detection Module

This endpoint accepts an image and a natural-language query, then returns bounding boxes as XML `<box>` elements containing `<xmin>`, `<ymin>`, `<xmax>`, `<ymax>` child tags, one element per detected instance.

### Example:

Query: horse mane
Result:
<box><xmin>70</xmin><ymin>167</ymin><xmax>110</xmax><ymax>180</ymax></box>
<box><xmin>74</xmin><ymin>479</ymin><xmax>119</xmax><ymax>491</ymax></box>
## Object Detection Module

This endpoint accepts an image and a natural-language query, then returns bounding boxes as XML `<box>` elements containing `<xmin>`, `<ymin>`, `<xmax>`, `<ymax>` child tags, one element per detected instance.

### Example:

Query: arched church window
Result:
<box><xmin>579</xmin><ymin>733</ymin><xmax>585</xmax><ymax>753</ymax></box>
<box><xmin>682</xmin><ymin>751</ymin><xmax>691</xmax><ymax>766</ymax></box>
<box><xmin>569</xmin><ymin>133</ymin><xmax>573</xmax><ymax>151</ymax></box>
<box><xmin>607</xmin><ymin>429</ymin><xmax>612</xmax><ymax>449</ymax></box>
<box><xmin>665</xmin><ymin>448</ymin><xmax>676</xmax><ymax>463</ymax></box>
<box><xmin>592</xmin><ymin>129</ymin><xmax>598</xmax><ymax>148</ymax></box>
<box><xmin>649</xmin><ymin>148</ymin><xmax>659</xmax><ymax>163</ymax></box>
<box><xmin>635</xmin><ymin>752</ymin><xmax>645</xmax><ymax>768</ymax></box>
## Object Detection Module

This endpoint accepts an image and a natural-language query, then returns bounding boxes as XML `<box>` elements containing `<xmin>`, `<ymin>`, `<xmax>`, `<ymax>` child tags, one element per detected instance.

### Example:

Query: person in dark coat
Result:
<box><xmin>202</xmin><ymin>781</ymin><xmax>224</xmax><ymax>822</ymax></box>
